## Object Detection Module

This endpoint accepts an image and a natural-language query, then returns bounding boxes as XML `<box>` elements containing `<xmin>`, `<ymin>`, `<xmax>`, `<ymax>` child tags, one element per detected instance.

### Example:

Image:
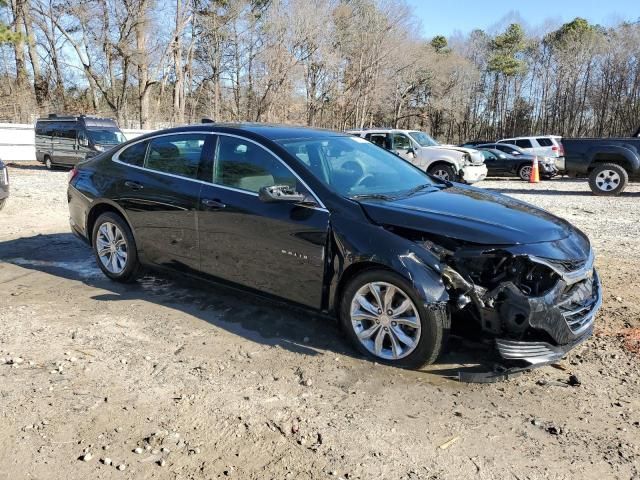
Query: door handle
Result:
<box><xmin>124</xmin><ymin>180</ymin><xmax>144</xmax><ymax>190</ymax></box>
<box><xmin>201</xmin><ymin>198</ymin><xmax>226</xmax><ymax>209</ymax></box>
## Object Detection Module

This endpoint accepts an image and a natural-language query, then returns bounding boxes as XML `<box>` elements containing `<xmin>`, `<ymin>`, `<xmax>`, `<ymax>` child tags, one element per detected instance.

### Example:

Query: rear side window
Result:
<box><xmin>365</xmin><ymin>133</ymin><xmax>391</xmax><ymax>149</ymax></box>
<box><xmin>118</xmin><ymin>141</ymin><xmax>148</xmax><ymax>167</ymax></box>
<box><xmin>536</xmin><ymin>138</ymin><xmax>553</xmax><ymax>146</ymax></box>
<box><xmin>514</xmin><ymin>139</ymin><xmax>532</xmax><ymax>148</ymax></box>
<box><xmin>145</xmin><ymin>134</ymin><xmax>206</xmax><ymax>179</ymax></box>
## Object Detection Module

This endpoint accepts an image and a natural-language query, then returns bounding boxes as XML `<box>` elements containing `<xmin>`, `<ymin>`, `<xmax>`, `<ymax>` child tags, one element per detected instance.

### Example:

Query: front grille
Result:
<box><xmin>558</xmin><ymin>273</ymin><xmax>600</xmax><ymax>334</ymax></box>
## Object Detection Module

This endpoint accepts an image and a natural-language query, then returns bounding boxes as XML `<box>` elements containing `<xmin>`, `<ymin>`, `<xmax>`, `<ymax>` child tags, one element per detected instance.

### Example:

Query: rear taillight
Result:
<box><xmin>551</xmin><ymin>146</ymin><xmax>558</xmax><ymax>151</ymax></box>
<box><xmin>69</xmin><ymin>167</ymin><xmax>79</xmax><ymax>184</ymax></box>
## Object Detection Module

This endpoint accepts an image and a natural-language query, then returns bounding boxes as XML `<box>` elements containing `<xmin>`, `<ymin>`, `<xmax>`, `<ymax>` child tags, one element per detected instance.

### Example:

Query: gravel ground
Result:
<box><xmin>1</xmin><ymin>165</ymin><xmax>639</xmax><ymax>480</ymax></box>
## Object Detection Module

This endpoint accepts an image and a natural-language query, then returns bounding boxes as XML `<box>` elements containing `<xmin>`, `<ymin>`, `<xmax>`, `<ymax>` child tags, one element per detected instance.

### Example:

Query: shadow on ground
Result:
<box><xmin>0</xmin><ymin>232</ymin><xmax>507</xmax><ymax>382</ymax></box>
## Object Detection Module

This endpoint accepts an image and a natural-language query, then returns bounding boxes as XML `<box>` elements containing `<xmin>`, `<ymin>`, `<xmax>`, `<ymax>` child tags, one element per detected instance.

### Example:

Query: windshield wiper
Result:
<box><xmin>405</xmin><ymin>183</ymin><xmax>433</xmax><ymax>195</ymax></box>
<box><xmin>350</xmin><ymin>193</ymin><xmax>395</xmax><ymax>200</ymax></box>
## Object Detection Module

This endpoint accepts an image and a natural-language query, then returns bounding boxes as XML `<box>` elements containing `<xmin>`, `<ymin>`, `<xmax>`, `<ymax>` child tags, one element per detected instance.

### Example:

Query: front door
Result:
<box><xmin>390</xmin><ymin>133</ymin><xmax>415</xmax><ymax>161</ymax></box>
<box><xmin>197</xmin><ymin>134</ymin><xmax>329</xmax><ymax>308</ymax></box>
<box><xmin>116</xmin><ymin>133</ymin><xmax>211</xmax><ymax>272</ymax></box>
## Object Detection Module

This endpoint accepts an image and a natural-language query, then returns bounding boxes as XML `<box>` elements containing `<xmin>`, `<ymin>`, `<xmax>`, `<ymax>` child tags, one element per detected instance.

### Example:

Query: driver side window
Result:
<box><xmin>213</xmin><ymin>136</ymin><xmax>298</xmax><ymax>193</ymax></box>
<box><xmin>391</xmin><ymin>133</ymin><xmax>411</xmax><ymax>150</ymax></box>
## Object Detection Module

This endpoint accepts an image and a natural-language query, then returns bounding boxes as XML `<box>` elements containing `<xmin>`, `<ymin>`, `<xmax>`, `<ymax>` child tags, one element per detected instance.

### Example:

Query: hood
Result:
<box><xmin>427</xmin><ymin>145</ymin><xmax>484</xmax><ymax>164</ymax></box>
<box><xmin>357</xmin><ymin>185</ymin><xmax>578</xmax><ymax>245</ymax></box>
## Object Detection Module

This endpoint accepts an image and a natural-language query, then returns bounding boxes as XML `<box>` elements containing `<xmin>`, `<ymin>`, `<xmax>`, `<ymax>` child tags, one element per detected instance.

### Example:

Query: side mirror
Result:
<box><xmin>259</xmin><ymin>185</ymin><xmax>305</xmax><ymax>203</ymax></box>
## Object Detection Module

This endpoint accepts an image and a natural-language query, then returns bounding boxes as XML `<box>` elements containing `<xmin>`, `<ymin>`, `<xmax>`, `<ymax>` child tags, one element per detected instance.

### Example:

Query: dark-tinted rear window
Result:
<box><xmin>118</xmin><ymin>141</ymin><xmax>148</xmax><ymax>167</ymax></box>
<box><xmin>536</xmin><ymin>138</ymin><xmax>553</xmax><ymax>146</ymax></box>
<box><xmin>514</xmin><ymin>139</ymin><xmax>532</xmax><ymax>148</ymax></box>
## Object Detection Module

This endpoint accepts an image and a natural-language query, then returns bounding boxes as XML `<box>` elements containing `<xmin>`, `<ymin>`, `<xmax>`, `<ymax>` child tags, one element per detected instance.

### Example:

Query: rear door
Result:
<box><xmin>514</xmin><ymin>138</ymin><xmax>534</xmax><ymax>154</ymax></box>
<box><xmin>197</xmin><ymin>134</ymin><xmax>329</xmax><ymax>308</ymax></box>
<box><xmin>115</xmin><ymin>133</ymin><xmax>211</xmax><ymax>272</ymax></box>
<box><xmin>55</xmin><ymin>122</ymin><xmax>79</xmax><ymax>165</ymax></box>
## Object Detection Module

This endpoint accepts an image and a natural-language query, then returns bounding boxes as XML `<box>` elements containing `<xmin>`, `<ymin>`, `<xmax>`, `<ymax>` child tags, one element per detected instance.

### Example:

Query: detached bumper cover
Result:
<box><xmin>461</xmin><ymin>164</ymin><xmax>488</xmax><ymax>184</ymax></box>
<box><xmin>496</xmin><ymin>328</ymin><xmax>592</xmax><ymax>365</ymax></box>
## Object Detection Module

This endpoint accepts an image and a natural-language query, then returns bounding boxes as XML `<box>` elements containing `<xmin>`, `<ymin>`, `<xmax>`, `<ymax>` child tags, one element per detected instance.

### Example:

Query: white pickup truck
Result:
<box><xmin>347</xmin><ymin>129</ymin><xmax>487</xmax><ymax>183</ymax></box>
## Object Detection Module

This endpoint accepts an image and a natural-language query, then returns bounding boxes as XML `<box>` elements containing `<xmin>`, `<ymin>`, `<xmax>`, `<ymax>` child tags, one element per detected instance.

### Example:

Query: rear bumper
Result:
<box><xmin>461</xmin><ymin>164</ymin><xmax>488</xmax><ymax>184</ymax></box>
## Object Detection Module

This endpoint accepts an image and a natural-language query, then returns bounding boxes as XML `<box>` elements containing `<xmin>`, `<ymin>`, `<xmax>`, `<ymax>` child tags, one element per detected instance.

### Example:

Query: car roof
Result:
<box><xmin>348</xmin><ymin>128</ymin><xmax>418</xmax><ymax>134</ymax></box>
<box><xmin>143</xmin><ymin>123</ymin><xmax>347</xmax><ymax>142</ymax></box>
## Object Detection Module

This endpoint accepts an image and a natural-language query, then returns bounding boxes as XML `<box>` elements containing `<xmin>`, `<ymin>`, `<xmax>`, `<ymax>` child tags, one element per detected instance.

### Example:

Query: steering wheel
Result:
<box><xmin>354</xmin><ymin>173</ymin><xmax>375</xmax><ymax>189</ymax></box>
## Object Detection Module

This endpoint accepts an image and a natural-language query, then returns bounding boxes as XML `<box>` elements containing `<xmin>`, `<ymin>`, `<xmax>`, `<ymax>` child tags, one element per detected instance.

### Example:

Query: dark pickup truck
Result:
<box><xmin>564</xmin><ymin>128</ymin><xmax>640</xmax><ymax>195</ymax></box>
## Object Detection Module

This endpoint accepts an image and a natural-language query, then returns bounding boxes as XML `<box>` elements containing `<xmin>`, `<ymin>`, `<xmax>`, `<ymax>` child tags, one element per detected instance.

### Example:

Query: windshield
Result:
<box><xmin>87</xmin><ymin>128</ymin><xmax>126</xmax><ymax>145</ymax></box>
<box><xmin>408</xmin><ymin>131</ymin><xmax>438</xmax><ymax>147</ymax></box>
<box><xmin>277</xmin><ymin>136</ymin><xmax>438</xmax><ymax>198</ymax></box>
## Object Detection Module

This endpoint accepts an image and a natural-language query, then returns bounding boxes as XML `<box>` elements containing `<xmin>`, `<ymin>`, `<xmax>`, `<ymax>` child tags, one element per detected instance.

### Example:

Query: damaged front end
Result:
<box><xmin>410</xmin><ymin>231</ymin><xmax>602</xmax><ymax>366</ymax></box>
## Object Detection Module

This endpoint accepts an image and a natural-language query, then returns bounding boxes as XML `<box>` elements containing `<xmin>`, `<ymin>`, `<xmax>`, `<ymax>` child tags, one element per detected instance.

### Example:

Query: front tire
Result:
<box><xmin>340</xmin><ymin>269</ymin><xmax>450</xmax><ymax>369</ymax></box>
<box><xmin>518</xmin><ymin>164</ymin><xmax>532</xmax><ymax>181</ymax></box>
<box><xmin>92</xmin><ymin>212</ymin><xmax>141</xmax><ymax>282</ymax></box>
<box><xmin>44</xmin><ymin>155</ymin><xmax>53</xmax><ymax>170</ymax></box>
<box><xmin>427</xmin><ymin>163</ymin><xmax>457</xmax><ymax>182</ymax></box>
<box><xmin>588</xmin><ymin>163</ymin><xmax>628</xmax><ymax>196</ymax></box>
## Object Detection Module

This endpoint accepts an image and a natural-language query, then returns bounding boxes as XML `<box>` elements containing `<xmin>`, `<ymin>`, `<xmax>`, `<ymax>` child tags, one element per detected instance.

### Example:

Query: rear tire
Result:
<box><xmin>340</xmin><ymin>269</ymin><xmax>450</xmax><ymax>369</ymax></box>
<box><xmin>44</xmin><ymin>155</ymin><xmax>53</xmax><ymax>170</ymax></box>
<box><xmin>588</xmin><ymin>163</ymin><xmax>628</xmax><ymax>196</ymax></box>
<box><xmin>427</xmin><ymin>163</ymin><xmax>457</xmax><ymax>182</ymax></box>
<box><xmin>92</xmin><ymin>212</ymin><xmax>141</xmax><ymax>282</ymax></box>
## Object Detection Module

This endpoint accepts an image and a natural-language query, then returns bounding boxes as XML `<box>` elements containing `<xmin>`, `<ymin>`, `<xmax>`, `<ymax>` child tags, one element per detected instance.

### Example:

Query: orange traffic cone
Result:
<box><xmin>529</xmin><ymin>157</ymin><xmax>540</xmax><ymax>183</ymax></box>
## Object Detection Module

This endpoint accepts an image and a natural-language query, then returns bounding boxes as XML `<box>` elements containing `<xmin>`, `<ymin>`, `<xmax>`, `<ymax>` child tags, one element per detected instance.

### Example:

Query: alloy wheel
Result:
<box><xmin>432</xmin><ymin>169</ymin><xmax>450</xmax><ymax>181</ymax></box>
<box><xmin>45</xmin><ymin>157</ymin><xmax>52</xmax><ymax>169</ymax></box>
<box><xmin>96</xmin><ymin>222</ymin><xmax>128</xmax><ymax>274</ymax></box>
<box><xmin>594</xmin><ymin>169</ymin><xmax>621</xmax><ymax>192</ymax></box>
<box><xmin>519</xmin><ymin>165</ymin><xmax>532</xmax><ymax>180</ymax></box>
<box><xmin>350</xmin><ymin>282</ymin><xmax>421</xmax><ymax>360</ymax></box>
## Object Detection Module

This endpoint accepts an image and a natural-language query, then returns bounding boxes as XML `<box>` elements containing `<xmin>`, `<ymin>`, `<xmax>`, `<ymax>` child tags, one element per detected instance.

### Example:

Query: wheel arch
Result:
<box><xmin>428</xmin><ymin>159</ymin><xmax>458</xmax><ymax>171</ymax></box>
<box><xmin>86</xmin><ymin>201</ymin><xmax>136</xmax><ymax>247</ymax></box>
<box><xmin>587</xmin><ymin>146</ymin><xmax>638</xmax><ymax>173</ymax></box>
<box><xmin>330</xmin><ymin>256</ymin><xmax>448</xmax><ymax>316</ymax></box>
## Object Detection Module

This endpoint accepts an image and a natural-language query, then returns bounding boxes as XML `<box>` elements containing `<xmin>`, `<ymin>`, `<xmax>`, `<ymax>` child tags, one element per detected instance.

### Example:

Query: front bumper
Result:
<box><xmin>460</xmin><ymin>164</ymin><xmax>488</xmax><ymax>184</ymax></box>
<box><xmin>494</xmin><ymin>259</ymin><xmax>602</xmax><ymax>365</ymax></box>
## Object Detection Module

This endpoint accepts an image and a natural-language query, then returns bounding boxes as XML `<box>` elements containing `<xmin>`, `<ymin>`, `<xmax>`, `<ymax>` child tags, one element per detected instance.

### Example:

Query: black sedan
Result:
<box><xmin>476</xmin><ymin>146</ymin><xmax>558</xmax><ymax>180</ymax></box>
<box><xmin>0</xmin><ymin>160</ymin><xmax>8</xmax><ymax>210</ymax></box>
<box><xmin>68</xmin><ymin>124</ymin><xmax>600</xmax><ymax>370</ymax></box>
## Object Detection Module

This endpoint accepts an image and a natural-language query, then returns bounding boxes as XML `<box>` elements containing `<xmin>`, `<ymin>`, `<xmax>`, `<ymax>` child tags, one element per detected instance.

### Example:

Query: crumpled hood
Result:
<box><xmin>357</xmin><ymin>185</ymin><xmax>579</xmax><ymax>245</ymax></box>
<box><xmin>426</xmin><ymin>145</ymin><xmax>484</xmax><ymax>164</ymax></box>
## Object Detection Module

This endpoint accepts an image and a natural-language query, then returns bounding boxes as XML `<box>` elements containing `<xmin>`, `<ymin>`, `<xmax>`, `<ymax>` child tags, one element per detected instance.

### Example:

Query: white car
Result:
<box><xmin>347</xmin><ymin>129</ymin><xmax>487</xmax><ymax>183</ymax></box>
<box><xmin>497</xmin><ymin>135</ymin><xmax>565</xmax><ymax>171</ymax></box>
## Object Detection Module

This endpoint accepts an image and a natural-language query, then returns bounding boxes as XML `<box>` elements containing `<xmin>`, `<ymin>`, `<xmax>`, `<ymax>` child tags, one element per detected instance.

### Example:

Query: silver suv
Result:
<box><xmin>347</xmin><ymin>129</ymin><xmax>487</xmax><ymax>183</ymax></box>
<box><xmin>497</xmin><ymin>135</ymin><xmax>565</xmax><ymax>170</ymax></box>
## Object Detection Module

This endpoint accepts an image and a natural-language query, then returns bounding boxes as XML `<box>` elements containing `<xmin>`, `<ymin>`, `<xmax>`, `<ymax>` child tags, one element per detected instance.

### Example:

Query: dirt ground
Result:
<box><xmin>1</xmin><ymin>164</ymin><xmax>639</xmax><ymax>480</ymax></box>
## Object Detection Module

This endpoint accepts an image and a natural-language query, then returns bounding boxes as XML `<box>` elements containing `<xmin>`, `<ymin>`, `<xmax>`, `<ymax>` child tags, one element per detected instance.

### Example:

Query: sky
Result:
<box><xmin>407</xmin><ymin>0</ymin><xmax>639</xmax><ymax>38</ymax></box>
